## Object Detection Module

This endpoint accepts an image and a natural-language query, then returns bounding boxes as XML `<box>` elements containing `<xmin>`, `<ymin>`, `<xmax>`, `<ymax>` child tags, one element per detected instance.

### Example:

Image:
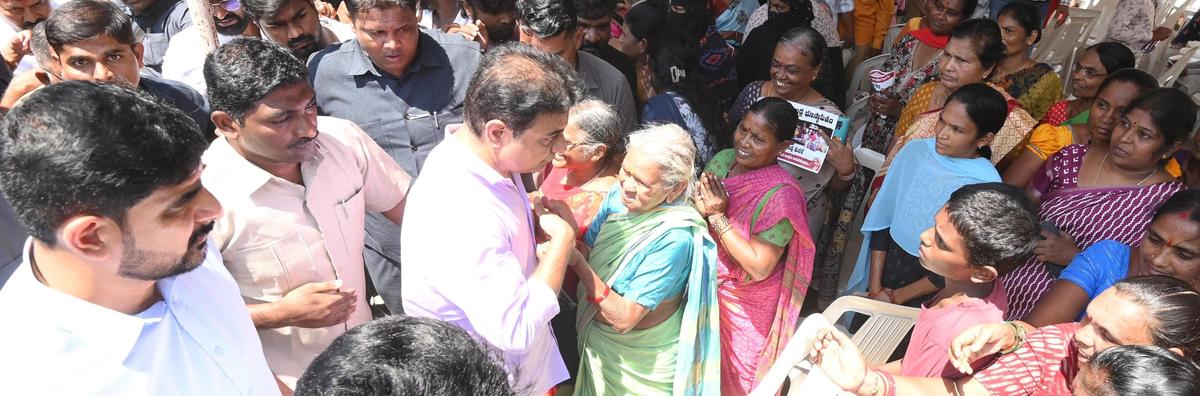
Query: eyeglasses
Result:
<box><xmin>564</xmin><ymin>141</ymin><xmax>593</xmax><ymax>151</ymax></box>
<box><xmin>1071</xmin><ymin>62</ymin><xmax>1106</xmax><ymax>79</ymax></box>
<box><xmin>209</xmin><ymin>0</ymin><xmax>241</xmax><ymax>12</ymax></box>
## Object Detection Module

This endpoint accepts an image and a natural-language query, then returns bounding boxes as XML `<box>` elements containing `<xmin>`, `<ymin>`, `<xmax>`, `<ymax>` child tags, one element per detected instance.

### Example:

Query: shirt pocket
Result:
<box><xmin>225</xmin><ymin>231</ymin><xmax>318</xmax><ymax>300</ymax></box>
<box><xmin>333</xmin><ymin>187</ymin><xmax>367</xmax><ymax>258</ymax></box>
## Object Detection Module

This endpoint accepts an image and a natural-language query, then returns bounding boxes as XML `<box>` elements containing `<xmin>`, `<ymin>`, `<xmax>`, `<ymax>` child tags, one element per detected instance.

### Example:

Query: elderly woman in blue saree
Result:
<box><xmin>846</xmin><ymin>84</ymin><xmax>1004</xmax><ymax>306</ymax></box>
<box><xmin>569</xmin><ymin>124</ymin><xmax>720</xmax><ymax>396</ymax></box>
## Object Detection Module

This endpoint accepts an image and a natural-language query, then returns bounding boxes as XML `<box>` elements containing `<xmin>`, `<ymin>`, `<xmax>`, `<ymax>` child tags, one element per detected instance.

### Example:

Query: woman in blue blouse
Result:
<box><xmin>1023</xmin><ymin>189</ymin><xmax>1200</xmax><ymax>326</ymax></box>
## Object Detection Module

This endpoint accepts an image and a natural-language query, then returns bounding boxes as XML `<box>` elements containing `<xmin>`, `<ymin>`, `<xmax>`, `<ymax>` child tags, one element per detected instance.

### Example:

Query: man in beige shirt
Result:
<box><xmin>200</xmin><ymin>37</ymin><xmax>411</xmax><ymax>388</ymax></box>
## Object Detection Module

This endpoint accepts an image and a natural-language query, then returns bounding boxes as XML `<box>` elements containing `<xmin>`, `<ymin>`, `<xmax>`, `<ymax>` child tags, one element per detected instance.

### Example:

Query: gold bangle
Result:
<box><xmin>999</xmin><ymin>321</ymin><xmax>1027</xmax><ymax>355</ymax></box>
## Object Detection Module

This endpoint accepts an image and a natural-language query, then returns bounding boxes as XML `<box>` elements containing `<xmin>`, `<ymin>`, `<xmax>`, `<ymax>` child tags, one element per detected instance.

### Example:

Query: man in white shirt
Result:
<box><xmin>161</xmin><ymin>0</ymin><xmax>260</xmax><ymax>95</ymax></box>
<box><xmin>202</xmin><ymin>37</ymin><xmax>411</xmax><ymax>389</ymax></box>
<box><xmin>0</xmin><ymin>81</ymin><xmax>279</xmax><ymax>395</ymax></box>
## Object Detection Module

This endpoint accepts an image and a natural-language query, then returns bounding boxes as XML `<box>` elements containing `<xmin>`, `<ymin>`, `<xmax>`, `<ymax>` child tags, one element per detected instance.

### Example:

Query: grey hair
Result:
<box><xmin>626</xmin><ymin>124</ymin><xmax>696</xmax><ymax>203</ymax></box>
<box><xmin>569</xmin><ymin>99</ymin><xmax>626</xmax><ymax>163</ymax></box>
<box><xmin>777</xmin><ymin>26</ymin><xmax>826</xmax><ymax>67</ymax></box>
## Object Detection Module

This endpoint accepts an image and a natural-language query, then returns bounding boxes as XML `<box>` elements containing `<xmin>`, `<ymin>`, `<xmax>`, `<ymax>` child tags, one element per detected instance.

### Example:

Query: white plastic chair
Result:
<box><xmin>846</xmin><ymin>54</ymin><xmax>891</xmax><ymax>105</ymax></box>
<box><xmin>881</xmin><ymin>23</ymin><xmax>905</xmax><ymax>56</ymax></box>
<box><xmin>1159</xmin><ymin>45</ymin><xmax>1200</xmax><ymax>88</ymax></box>
<box><xmin>1034</xmin><ymin>8</ymin><xmax>1098</xmax><ymax>66</ymax></box>
<box><xmin>821</xmin><ymin>296</ymin><xmax>921</xmax><ymax>366</ymax></box>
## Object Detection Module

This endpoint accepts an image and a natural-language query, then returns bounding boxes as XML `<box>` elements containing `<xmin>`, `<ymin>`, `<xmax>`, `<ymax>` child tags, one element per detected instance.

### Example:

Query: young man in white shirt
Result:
<box><xmin>0</xmin><ymin>81</ymin><xmax>279</xmax><ymax>395</ymax></box>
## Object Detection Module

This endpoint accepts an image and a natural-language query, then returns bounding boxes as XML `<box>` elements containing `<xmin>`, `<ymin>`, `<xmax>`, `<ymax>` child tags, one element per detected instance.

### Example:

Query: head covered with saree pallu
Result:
<box><xmin>574</xmin><ymin>125</ymin><xmax>720</xmax><ymax>396</ymax></box>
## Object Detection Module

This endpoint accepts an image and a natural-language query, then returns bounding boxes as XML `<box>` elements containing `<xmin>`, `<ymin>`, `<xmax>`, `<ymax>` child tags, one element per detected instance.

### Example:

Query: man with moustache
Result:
<box><xmin>162</xmin><ymin>0</ymin><xmax>260</xmax><ymax>96</ymax></box>
<box><xmin>202</xmin><ymin>37</ymin><xmax>411</xmax><ymax>389</ymax></box>
<box><xmin>574</xmin><ymin>0</ymin><xmax>635</xmax><ymax>95</ymax></box>
<box><xmin>243</xmin><ymin>0</ymin><xmax>354</xmax><ymax>60</ymax></box>
<box><xmin>401</xmin><ymin>43</ymin><xmax>581</xmax><ymax>396</ymax></box>
<box><xmin>0</xmin><ymin>0</ymin><xmax>58</xmax><ymax>76</ymax></box>
<box><xmin>457</xmin><ymin>0</ymin><xmax>517</xmax><ymax>50</ymax></box>
<box><xmin>0</xmin><ymin>81</ymin><xmax>279</xmax><ymax>395</ymax></box>
<box><xmin>307</xmin><ymin>0</ymin><xmax>480</xmax><ymax>313</ymax></box>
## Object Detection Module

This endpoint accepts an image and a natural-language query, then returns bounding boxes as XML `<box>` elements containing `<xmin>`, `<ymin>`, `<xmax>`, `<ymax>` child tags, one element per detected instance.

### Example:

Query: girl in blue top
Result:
<box><xmin>1024</xmin><ymin>189</ymin><xmax>1200</xmax><ymax>327</ymax></box>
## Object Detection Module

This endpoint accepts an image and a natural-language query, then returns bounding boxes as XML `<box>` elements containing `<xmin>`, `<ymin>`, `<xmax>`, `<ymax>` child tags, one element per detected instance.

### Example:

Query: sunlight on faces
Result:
<box><xmin>220</xmin><ymin>82</ymin><xmax>321</xmax><ymax>167</ymax></box>
<box><xmin>54</xmin><ymin>35</ymin><xmax>144</xmax><ymax>87</ymax></box>
<box><xmin>917</xmin><ymin>208</ymin><xmax>986</xmax><ymax>282</ymax></box>
<box><xmin>938</xmin><ymin>37</ymin><xmax>992</xmax><ymax>92</ymax></box>
<box><xmin>520</xmin><ymin>28</ymin><xmax>581</xmax><ymax>67</ymax></box>
<box><xmin>1087</xmin><ymin>81</ymin><xmax>1143</xmax><ymax>144</ymax></box>
<box><xmin>552</xmin><ymin>116</ymin><xmax>598</xmax><ymax>169</ymax></box>
<box><xmin>619</xmin><ymin>148</ymin><xmax>683</xmax><ymax>213</ymax></box>
<box><xmin>933</xmin><ymin>100</ymin><xmax>991</xmax><ymax>158</ymax></box>
<box><xmin>0</xmin><ymin>0</ymin><xmax>48</xmax><ymax>29</ymax></box>
<box><xmin>1073</xmin><ymin>290</ymin><xmax>1155</xmax><ymax>364</ymax></box>
<box><xmin>997</xmin><ymin>13</ymin><xmax>1036</xmax><ymax>57</ymax></box>
<box><xmin>732</xmin><ymin>112</ymin><xmax>790</xmax><ymax>170</ymax></box>
<box><xmin>1137</xmin><ymin>213</ymin><xmax>1200</xmax><ymax>290</ymax></box>
<box><xmin>115</xmin><ymin>167</ymin><xmax>222</xmax><ymax>281</ymax></box>
<box><xmin>770</xmin><ymin>43</ymin><xmax>818</xmax><ymax>99</ymax></box>
<box><xmin>1071</xmin><ymin>49</ymin><xmax>1107</xmax><ymax>99</ymax></box>
<box><xmin>353</xmin><ymin>6</ymin><xmax>421</xmax><ymax>77</ymax></box>
<box><xmin>926</xmin><ymin>0</ymin><xmax>967</xmax><ymax>35</ymax></box>
<box><xmin>257</xmin><ymin>0</ymin><xmax>322</xmax><ymax>58</ymax></box>
<box><xmin>493</xmin><ymin>112</ymin><xmax>570</xmax><ymax>174</ymax></box>
<box><xmin>1108</xmin><ymin>108</ymin><xmax>1179</xmax><ymax>171</ymax></box>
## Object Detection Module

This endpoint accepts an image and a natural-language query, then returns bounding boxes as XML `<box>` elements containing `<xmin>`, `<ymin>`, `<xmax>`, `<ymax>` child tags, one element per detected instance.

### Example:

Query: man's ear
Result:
<box><xmin>58</xmin><ymin>215</ymin><xmax>120</xmax><ymax>264</ymax></box>
<box><xmin>969</xmin><ymin>265</ymin><xmax>999</xmax><ymax>283</ymax></box>
<box><xmin>211</xmin><ymin>111</ymin><xmax>241</xmax><ymax>140</ymax></box>
<box><xmin>483</xmin><ymin>119</ymin><xmax>509</xmax><ymax>146</ymax></box>
<box><xmin>573</xmin><ymin>28</ymin><xmax>584</xmax><ymax>49</ymax></box>
<box><xmin>132</xmin><ymin>42</ymin><xmax>145</xmax><ymax>69</ymax></box>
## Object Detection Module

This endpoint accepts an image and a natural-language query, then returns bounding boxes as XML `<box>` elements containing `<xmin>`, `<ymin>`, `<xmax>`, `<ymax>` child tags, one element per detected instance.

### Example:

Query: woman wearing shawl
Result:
<box><xmin>571</xmin><ymin>125</ymin><xmax>719</xmax><ymax>396</ymax></box>
<box><xmin>1001</xmin><ymin>88</ymin><xmax>1195</xmax><ymax>321</ymax></box>
<box><xmin>693</xmin><ymin>98</ymin><xmax>817</xmax><ymax>395</ymax></box>
<box><xmin>989</xmin><ymin>2</ymin><xmax>1061</xmax><ymax>121</ymax></box>
<box><xmin>810</xmin><ymin>276</ymin><xmax>1200</xmax><ymax>396</ymax></box>
<box><xmin>727</xmin><ymin>27</ymin><xmax>857</xmax><ymax>238</ymax></box>
<box><xmin>1002</xmin><ymin>68</ymin><xmax>1156</xmax><ymax>188</ymax></box>
<box><xmin>810</xmin><ymin>0</ymin><xmax>974</xmax><ymax>308</ymax></box>
<box><xmin>848</xmin><ymin>83</ymin><xmax>1004</xmax><ymax>305</ymax></box>
<box><xmin>882</xmin><ymin>19</ymin><xmax>1038</xmax><ymax>172</ymax></box>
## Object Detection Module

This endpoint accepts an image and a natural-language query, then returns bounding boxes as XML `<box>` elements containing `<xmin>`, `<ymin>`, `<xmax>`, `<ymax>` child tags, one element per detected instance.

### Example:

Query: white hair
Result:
<box><xmin>626</xmin><ymin>124</ymin><xmax>696</xmax><ymax>202</ymax></box>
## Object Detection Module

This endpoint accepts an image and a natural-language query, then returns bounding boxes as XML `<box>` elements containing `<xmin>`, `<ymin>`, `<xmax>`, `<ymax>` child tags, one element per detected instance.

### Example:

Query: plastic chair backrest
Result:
<box><xmin>1034</xmin><ymin>14</ymin><xmax>1092</xmax><ymax>65</ymax></box>
<box><xmin>882</xmin><ymin>23</ymin><xmax>905</xmax><ymax>55</ymax></box>
<box><xmin>847</xmin><ymin>54</ymin><xmax>891</xmax><ymax>105</ymax></box>
<box><xmin>821</xmin><ymin>296</ymin><xmax>921</xmax><ymax>366</ymax></box>
<box><xmin>1160</xmin><ymin>45</ymin><xmax>1200</xmax><ymax>87</ymax></box>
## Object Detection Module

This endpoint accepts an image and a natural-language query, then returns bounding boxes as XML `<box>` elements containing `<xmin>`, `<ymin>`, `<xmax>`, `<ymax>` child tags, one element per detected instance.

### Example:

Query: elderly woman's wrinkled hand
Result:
<box><xmin>694</xmin><ymin>172</ymin><xmax>729</xmax><ymax>217</ymax></box>
<box><xmin>869</xmin><ymin>92</ymin><xmax>902</xmax><ymax>118</ymax></box>
<box><xmin>534</xmin><ymin>195</ymin><xmax>578</xmax><ymax>242</ymax></box>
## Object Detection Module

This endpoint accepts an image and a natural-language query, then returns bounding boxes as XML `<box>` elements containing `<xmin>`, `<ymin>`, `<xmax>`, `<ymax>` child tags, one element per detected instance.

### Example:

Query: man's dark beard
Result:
<box><xmin>213</xmin><ymin>14</ymin><xmax>250</xmax><ymax>36</ymax></box>
<box><xmin>117</xmin><ymin>221</ymin><xmax>215</xmax><ymax>281</ymax></box>
<box><xmin>20</xmin><ymin>18</ymin><xmax>44</xmax><ymax>30</ymax></box>
<box><xmin>287</xmin><ymin>33</ymin><xmax>318</xmax><ymax>58</ymax></box>
<box><xmin>486</xmin><ymin>24</ymin><xmax>516</xmax><ymax>44</ymax></box>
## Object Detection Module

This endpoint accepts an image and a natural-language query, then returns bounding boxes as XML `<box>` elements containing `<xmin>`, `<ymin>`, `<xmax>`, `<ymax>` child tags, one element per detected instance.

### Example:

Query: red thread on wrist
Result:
<box><xmin>590</xmin><ymin>285</ymin><xmax>610</xmax><ymax>305</ymax></box>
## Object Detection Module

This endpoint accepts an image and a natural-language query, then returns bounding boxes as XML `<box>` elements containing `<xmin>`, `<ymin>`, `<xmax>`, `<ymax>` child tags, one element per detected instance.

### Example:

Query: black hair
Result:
<box><xmin>644</xmin><ymin>27</ymin><xmax>722</xmax><ymax>144</ymax></box>
<box><xmin>295</xmin><ymin>316</ymin><xmax>517</xmax><ymax>396</ymax></box>
<box><xmin>465</xmin><ymin>0</ymin><xmax>517</xmax><ymax>16</ymax></box>
<box><xmin>1088</xmin><ymin>41</ymin><xmax>1137</xmax><ymax>75</ymax></box>
<box><xmin>954</xmin><ymin>0</ymin><xmax>979</xmax><ymax>20</ymax></box>
<box><xmin>998</xmin><ymin>2</ymin><xmax>1042</xmax><ymax>44</ymax></box>
<box><xmin>345</xmin><ymin>0</ymin><xmax>418</xmax><ymax>18</ymax></box>
<box><xmin>573</xmin><ymin>0</ymin><xmax>613</xmax><ymax>20</ymax></box>
<box><xmin>464</xmin><ymin>42</ymin><xmax>582</xmax><ymax>137</ymax></box>
<box><xmin>1111</xmin><ymin>276</ymin><xmax>1200</xmax><ymax>363</ymax></box>
<box><xmin>945</xmin><ymin>83</ymin><xmax>1008</xmax><ymax>137</ymax></box>
<box><xmin>0</xmin><ymin>81</ymin><xmax>207</xmax><ymax>245</ymax></box>
<box><xmin>745</xmin><ymin>97</ymin><xmax>798</xmax><ymax>143</ymax></box>
<box><xmin>777</xmin><ymin>26</ymin><xmax>826</xmax><ymax>68</ymax></box>
<box><xmin>517</xmin><ymin>0</ymin><xmax>577</xmax><ymax>38</ymax></box>
<box><xmin>44</xmin><ymin>0</ymin><xmax>136</xmax><ymax>52</ymax></box>
<box><xmin>623</xmin><ymin>0</ymin><xmax>666</xmax><ymax>40</ymax></box>
<box><xmin>944</xmin><ymin>183</ymin><xmax>1039</xmax><ymax>275</ymax></box>
<box><xmin>30</xmin><ymin>21</ymin><xmax>51</xmax><ymax>70</ymax></box>
<box><xmin>1094</xmin><ymin>68</ymin><xmax>1158</xmax><ymax>101</ymax></box>
<box><xmin>1123</xmin><ymin>88</ymin><xmax>1198</xmax><ymax>149</ymax></box>
<box><xmin>244</xmin><ymin>0</ymin><xmax>314</xmax><ymax>20</ymax></box>
<box><xmin>948</xmin><ymin>18</ymin><xmax>1006</xmax><ymax>71</ymax></box>
<box><xmin>664</xmin><ymin>0</ymin><xmax>713</xmax><ymax>41</ymax></box>
<box><xmin>1152</xmin><ymin>189</ymin><xmax>1200</xmax><ymax>227</ymax></box>
<box><xmin>1086</xmin><ymin>346</ymin><xmax>1200</xmax><ymax>396</ymax></box>
<box><xmin>204</xmin><ymin>38</ymin><xmax>309</xmax><ymax>123</ymax></box>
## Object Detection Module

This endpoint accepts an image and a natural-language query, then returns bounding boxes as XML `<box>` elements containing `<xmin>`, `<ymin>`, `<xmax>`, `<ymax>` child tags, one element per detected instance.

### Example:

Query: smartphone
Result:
<box><xmin>1040</xmin><ymin>221</ymin><xmax>1061</xmax><ymax>237</ymax></box>
<box><xmin>833</xmin><ymin>116</ymin><xmax>850</xmax><ymax>141</ymax></box>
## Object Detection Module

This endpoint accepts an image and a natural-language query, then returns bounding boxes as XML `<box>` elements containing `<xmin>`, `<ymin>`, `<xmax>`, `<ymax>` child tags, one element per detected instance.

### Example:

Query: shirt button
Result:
<box><xmin>214</xmin><ymin>345</ymin><xmax>224</xmax><ymax>356</ymax></box>
<box><xmin>411</xmin><ymin>145</ymin><xmax>418</xmax><ymax>152</ymax></box>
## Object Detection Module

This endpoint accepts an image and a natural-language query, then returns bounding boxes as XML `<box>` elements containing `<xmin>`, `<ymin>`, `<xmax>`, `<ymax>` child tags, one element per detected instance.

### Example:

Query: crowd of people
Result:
<box><xmin>0</xmin><ymin>0</ymin><xmax>1197</xmax><ymax>394</ymax></box>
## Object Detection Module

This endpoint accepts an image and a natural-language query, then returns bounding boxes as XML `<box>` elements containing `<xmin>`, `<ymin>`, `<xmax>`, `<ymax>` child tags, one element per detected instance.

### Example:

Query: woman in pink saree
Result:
<box><xmin>695</xmin><ymin>97</ymin><xmax>824</xmax><ymax>395</ymax></box>
<box><xmin>1003</xmin><ymin>88</ymin><xmax>1197</xmax><ymax>320</ymax></box>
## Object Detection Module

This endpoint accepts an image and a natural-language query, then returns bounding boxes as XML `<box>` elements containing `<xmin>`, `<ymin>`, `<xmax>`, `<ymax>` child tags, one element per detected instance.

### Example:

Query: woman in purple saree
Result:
<box><xmin>1003</xmin><ymin>88</ymin><xmax>1197</xmax><ymax>320</ymax></box>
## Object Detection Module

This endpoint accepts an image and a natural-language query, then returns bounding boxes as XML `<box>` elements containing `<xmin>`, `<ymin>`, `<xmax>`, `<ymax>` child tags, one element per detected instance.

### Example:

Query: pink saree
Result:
<box><xmin>715</xmin><ymin>164</ymin><xmax>816</xmax><ymax>395</ymax></box>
